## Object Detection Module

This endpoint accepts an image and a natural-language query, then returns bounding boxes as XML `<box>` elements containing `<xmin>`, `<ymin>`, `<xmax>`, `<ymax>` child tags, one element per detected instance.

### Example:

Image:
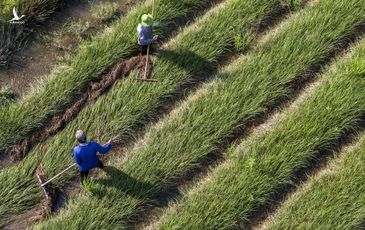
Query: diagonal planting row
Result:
<box><xmin>260</xmin><ymin>40</ymin><xmax>365</xmax><ymax>230</ymax></box>
<box><xmin>264</xmin><ymin>44</ymin><xmax>365</xmax><ymax>229</ymax></box>
<box><xmin>267</xmin><ymin>136</ymin><xmax>365</xmax><ymax>230</ymax></box>
<box><xmin>34</xmin><ymin>0</ymin><xmax>365</xmax><ymax>228</ymax></box>
<box><xmin>158</xmin><ymin>33</ymin><xmax>365</xmax><ymax>229</ymax></box>
<box><xmin>0</xmin><ymin>0</ymin><xmax>213</xmax><ymax>156</ymax></box>
<box><xmin>0</xmin><ymin>0</ymin><xmax>285</xmax><ymax>227</ymax></box>
<box><xmin>33</xmin><ymin>0</ymin><xmax>296</xmax><ymax>229</ymax></box>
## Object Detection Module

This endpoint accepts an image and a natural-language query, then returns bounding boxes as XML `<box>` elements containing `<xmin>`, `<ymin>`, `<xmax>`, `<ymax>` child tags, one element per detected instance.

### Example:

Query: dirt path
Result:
<box><xmin>0</xmin><ymin>0</ymin><xmax>137</xmax><ymax>95</ymax></box>
<box><xmin>133</xmin><ymin>5</ymin><xmax>365</xmax><ymax>230</ymax></box>
<box><xmin>0</xmin><ymin>0</ymin><xmax>225</xmax><ymax>169</ymax></box>
<box><xmin>1</xmin><ymin>55</ymin><xmax>150</xmax><ymax>168</ymax></box>
<box><xmin>0</xmin><ymin>1</ymin><xmax>224</xmax><ymax>228</ymax></box>
<box><xmin>253</xmin><ymin>132</ymin><xmax>365</xmax><ymax>230</ymax></box>
<box><xmin>250</xmin><ymin>45</ymin><xmax>364</xmax><ymax>230</ymax></box>
<box><xmin>128</xmin><ymin>2</ymin><xmax>320</xmax><ymax>229</ymax></box>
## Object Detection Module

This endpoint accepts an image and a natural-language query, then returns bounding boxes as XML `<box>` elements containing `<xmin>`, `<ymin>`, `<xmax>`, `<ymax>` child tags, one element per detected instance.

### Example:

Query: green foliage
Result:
<box><xmin>0</xmin><ymin>0</ymin><xmax>214</xmax><ymax>226</ymax></box>
<box><xmin>269</xmin><ymin>135</ymin><xmax>365</xmax><ymax>229</ymax></box>
<box><xmin>33</xmin><ymin>0</ymin><xmax>365</xmax><ymax>228</ymax></box>
<box><xmin>234</xmin><ymin>32</ymin><xmax>255</xmax><ymax>52</ymax></box>
<box><xmin>158</xmin><ymin>13</ymin><xmax>365</xmax><ymax>230</ymax></box>
<box><xmin>280</xmin><ymin>0</ymin><xmax>304</xmax><ymax>11</ymax></box>
<box><xmin>2</xmin><ymin>0</ymin><xmax>287</xmax><ymax>228</ymax></box>
<box><xmin>0</xmin><ymin>0</ymin><xmax>209</xmax><ymax>157</ymax></box>
<box><xmin>0</xmin><ymin>87</ymin><xmax>16</xmax><ymax>108</ymax></box>
<box><xmin>47</xmin><ymin>19</ymin><xmax>91</xmax><ymax>51</ymax></box>
<box><xmin>91</xmin><ymin>1</ymin><xmax>119</xmax><ymax>22</ymax></box>
<box><xmin>0</xmin><ymin>0</ymin><xmax>64</xmax><ymax>66</ymax></box>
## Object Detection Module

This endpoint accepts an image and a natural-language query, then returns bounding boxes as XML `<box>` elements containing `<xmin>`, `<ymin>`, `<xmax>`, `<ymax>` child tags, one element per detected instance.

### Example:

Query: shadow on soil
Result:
<box><xmin>94</xmin><ymin>166</ymin><xmax>155</xmax><ymax>200</ymax></box>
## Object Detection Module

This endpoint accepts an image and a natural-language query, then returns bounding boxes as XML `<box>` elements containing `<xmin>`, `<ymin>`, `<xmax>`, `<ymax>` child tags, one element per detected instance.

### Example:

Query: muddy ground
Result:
<box><xmin>0</xmin><ymin>0</ymin><xmax>137</xmax><ymax>95</ymax></box>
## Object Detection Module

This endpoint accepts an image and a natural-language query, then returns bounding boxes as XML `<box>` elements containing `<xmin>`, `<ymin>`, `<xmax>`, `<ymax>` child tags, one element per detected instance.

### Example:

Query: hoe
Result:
<box><xmin>36</xmin><ymin>163</ymin><xmax>76</xmax><ymax>200</ymax></box>
<box><xmin>35</xmin><ymin>136</ymin><xmax>119</xmax><ymax>200</ymax></box>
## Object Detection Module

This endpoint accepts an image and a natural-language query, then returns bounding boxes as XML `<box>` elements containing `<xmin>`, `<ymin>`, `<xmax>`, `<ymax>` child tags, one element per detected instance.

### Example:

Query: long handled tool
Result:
<box><xmin>36</xmin><ymin>163</ymin><xmax>76</xmax><ymax>199</ymax></box>
<box><xmin>38</xmin><ymin>163</ymin><xmax>76</xmax><ymax>187</ymax></box>
<box><xmin>136</xmin><ymin>44</ymin><xmax>157</xmax><ymax>82</ymax></box>
<box><xmin>36</xmin><ymin>136</ymin><xmax>120</xmax><ymax>199</ymax></box>
<box><xmin>136</xmin><ymin>0</ymin><xmax>158</xmax><ymax>82</ymax></box>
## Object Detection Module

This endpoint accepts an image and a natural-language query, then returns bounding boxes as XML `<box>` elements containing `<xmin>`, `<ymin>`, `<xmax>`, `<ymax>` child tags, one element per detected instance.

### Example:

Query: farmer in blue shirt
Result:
<box><xmin>73</xmin><ymin>130</ymin><xmax>112</xmax><ymax>184</ymax></box>
<box><xmin>137</xmin><ymin>13</ymin><xmax>158</xmax><ymax>55</ymax></box>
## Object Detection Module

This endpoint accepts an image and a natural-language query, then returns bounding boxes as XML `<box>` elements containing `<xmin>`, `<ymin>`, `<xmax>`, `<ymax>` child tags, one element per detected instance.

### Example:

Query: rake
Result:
<box><xmin>135</xmin><ymin>42</ymin><xmax>157</xmax><ymax>82</ymax></box>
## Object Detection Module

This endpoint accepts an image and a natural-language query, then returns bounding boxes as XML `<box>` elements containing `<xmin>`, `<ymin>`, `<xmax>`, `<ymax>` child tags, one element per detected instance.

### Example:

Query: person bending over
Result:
<box><xmin>73</xmin><ymin>130</ymin><xmax>113</xmax><ymax>185</ymax></box>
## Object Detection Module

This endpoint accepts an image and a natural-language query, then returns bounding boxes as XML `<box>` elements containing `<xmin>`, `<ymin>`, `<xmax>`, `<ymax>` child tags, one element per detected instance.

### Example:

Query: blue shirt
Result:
<box><xmin>73</xmin><ymin>141</ymin><xmax>112</xmax><ymax>171</ymax></box>
<box><xmin>137</xmin><ymin>24</ymin><xmax>153</xmax><ymax>45</ymax></box>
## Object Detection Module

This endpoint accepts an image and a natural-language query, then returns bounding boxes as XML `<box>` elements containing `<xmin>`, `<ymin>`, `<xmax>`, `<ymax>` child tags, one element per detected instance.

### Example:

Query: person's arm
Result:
<box><xmin>73</xmin><ymin>151</ymin><xmax>82</xmax><ymax>166</ymax></box>
<box><xmin>94</xmin><ymin>141</ymin><xmax>112</xmax><ymax>154</ymax></box>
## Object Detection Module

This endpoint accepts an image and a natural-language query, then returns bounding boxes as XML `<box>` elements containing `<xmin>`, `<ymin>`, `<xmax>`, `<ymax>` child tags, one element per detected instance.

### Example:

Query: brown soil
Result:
<box><xmin>35</xmin><ymin>164</ymin><xmax>58</xmax><ymax>215</ymax></box>
<box><xmin>4</xmin><ymin>55</ymin><xmax>150</xmax><ymax>164</ymax></box>
<box><xmin>0</xmin><ymin>0</ymin><xmax>137</xmax><ymax>94</ymax></box>
<box><xmin>3</xmin><ymin>207</ymin><xmax>43</xmax><ymax>230</ymax></box>
<box><xmin>4</xmin><ymin>173</ymin><xmax>84</xmax><ymax>230</ymax></box>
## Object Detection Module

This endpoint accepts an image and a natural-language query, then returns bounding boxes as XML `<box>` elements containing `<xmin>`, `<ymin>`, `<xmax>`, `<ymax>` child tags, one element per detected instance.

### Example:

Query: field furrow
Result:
<box><xmin>0</xmin><ymin>0</ymin><xmax>285</xmax><ymax>227</ymax></box>
<box><xmin>33</xmin><ymin>0</ymin><xmax>365</xmax><ymax>228</ymax></box>
<box><xmin>0</xmin><ymin>0</ymin><xmax>65</xmax><ymax>66</ymax></box>
<box><xmin>0</xmin><ymin>0</ymin><xmax>213</xmax><ymax>160</ymax></box>
<box><xmin>265</xmin><ymin>133</ymin><xmax>365</xmax><ymax>229</ymax></box>
<box><xmin>157</xmin><ymin>34</ymin><xmax>365</xmax><ymax>230</ymax></box>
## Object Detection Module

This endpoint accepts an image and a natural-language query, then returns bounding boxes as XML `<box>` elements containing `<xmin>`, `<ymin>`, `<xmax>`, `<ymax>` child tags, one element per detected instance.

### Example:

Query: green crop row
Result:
<box><xmin>34</xmin><ymin>0</ymin><xmax>365</xmax><ymax>228</ymax></box>
<box><xmin>0</xmin><ymin>0</ymin><xmax>284</xmax><ymax>228</ymax></box>
<box><xmin>33</xmin><ymin>0</ymin><xmax>288</xmax><ymax>229</ymax></box>
<box><xmin>0</xmin><ymin>0</ymin><xmax>213</xmax><ymax>153</ymax></box>
<box><xmin>0</xmin><ymin>0</ymin><xmax>65</xmax><ymax>66</ymax></box>
<box><xmin>158</xmin><ymin>30</ymin><xmax>365</xmax><ymax>230</ymax></box>
<box><xmin>268</xmin><ymin>137</ymin><xmax>365</xmax><ymax>229</ymax></box>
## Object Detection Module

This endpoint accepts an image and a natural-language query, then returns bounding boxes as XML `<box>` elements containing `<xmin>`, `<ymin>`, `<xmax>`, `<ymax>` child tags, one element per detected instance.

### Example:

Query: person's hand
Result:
<box><xmin>153</xmin><ymin>35</ymin><xmax>159</xmax><ymax>41</ymax></box>
<box><xmin>107</xmin><ymin>139</ymin><xmax>113</xmax><ymax>145</ymax></box>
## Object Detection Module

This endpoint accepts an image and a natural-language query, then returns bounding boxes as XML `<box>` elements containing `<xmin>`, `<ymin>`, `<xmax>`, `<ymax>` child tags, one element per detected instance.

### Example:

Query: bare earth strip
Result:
<box><xmin>0</xmin><ymin>0</ymin><xmax>139</xmax><ymax>94</ymax></box>
<box><xmin>0</xmin><ymin>0</ymin><xmax>283</xmax><ymax>228</ymax></box>
<box><xmin>154</xmin><ymin>0</ymin><xmax>365</xmax><ymax>228</ymax></box>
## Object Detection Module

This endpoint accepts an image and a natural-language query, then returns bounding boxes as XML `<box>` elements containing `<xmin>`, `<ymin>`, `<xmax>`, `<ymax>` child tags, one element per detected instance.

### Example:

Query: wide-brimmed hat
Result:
<box><xmin>141</xmin><ymin>14</ymin><xmax>154</xmax><ymax>26</ymax></box>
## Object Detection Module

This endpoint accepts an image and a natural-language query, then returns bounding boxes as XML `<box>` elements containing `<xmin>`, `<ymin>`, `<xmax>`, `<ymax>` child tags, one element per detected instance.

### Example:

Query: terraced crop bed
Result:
<box><xmin>1</xmin><ymin>0</ymin><xmax>365</xmax><ymax>229</ymax></box>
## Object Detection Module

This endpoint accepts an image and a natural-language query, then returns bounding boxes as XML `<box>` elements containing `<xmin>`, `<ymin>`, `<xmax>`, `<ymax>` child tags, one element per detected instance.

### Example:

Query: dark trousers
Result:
<box><xmin>139</xmin><ymin>44</ymin><xmax>153</xmax><ymax>55</ymax></box>
<box><xmin>80</xmin><ymin>160</ymin><xmax>104</xmax><ymax>182</ymax></box>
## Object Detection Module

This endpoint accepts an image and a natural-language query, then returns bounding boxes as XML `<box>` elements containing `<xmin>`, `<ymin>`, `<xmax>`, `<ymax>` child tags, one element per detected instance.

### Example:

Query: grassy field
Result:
<box><xmin>32</xmin><ymin>0</ymin><xmax>365</xmax><ymax>228</ymax></box>
<box><xmin>158</xmin><ymin>35</ymin><xmax>365</xmax><ymax>229</ymax></box>
<box><xmin>0</xmin><ymin>0</ymin><xmax>65</xmax><ymax>66</ymax></box>
<box><xmin>0</xmin><ymin>87</ymin><xmax>16</xmax><ymax>108</ymax></box>
<box><xmin>0</xmin><ymin>0</ymin><xmax>212</xmax><ymax>155</ymax></box>
<box><xmin>268</xmin><ymin>134</ymin><xmax>365</xmax><ymax>229</ymax></box>
<box><xmin>0</xmin><ymin>0</ymin><xmax>285</xmax><ymax>227</ymax></box>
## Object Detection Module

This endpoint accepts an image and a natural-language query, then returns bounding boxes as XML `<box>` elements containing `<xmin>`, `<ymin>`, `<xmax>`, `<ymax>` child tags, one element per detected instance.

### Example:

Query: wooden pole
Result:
<box><xmin>143</xmin><ymin>44</ymin><xmax>150</xmax><ymax>79</ymax></box>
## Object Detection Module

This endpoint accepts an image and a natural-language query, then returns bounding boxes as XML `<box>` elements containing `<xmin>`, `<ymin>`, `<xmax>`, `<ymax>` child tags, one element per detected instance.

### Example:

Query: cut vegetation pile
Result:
<box><xmin>32</xmin><ymin>0</ymin><xmax>365</xmax><ymax>229</ymax></box>
<box><xmin>2</xmin><ymin>0</ymin><xmax>365</xmax><ymax>229</ymax></box>
<box><xmin>7</xmin><ymin>55</ymin><xmax>149</xmax><ymax>161</ymax></box>
<box><xmin>0</xmin><ymin>0</ymin><xmax>292</xmax><ymax>228</ymax></box>
<box><xmin>0</xmin><ymin>0</ymin><xmax>213</xmax><ymax>159</ymax></box>
<box><xmin>158</xmin><ymin>21</ymin><xmax>365</xmax><ymax>230</ymax></box>
<box><xmin>0</xmin><ymin>0</ymin><xmax>215</xmax><ymax>226</ymax></box>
